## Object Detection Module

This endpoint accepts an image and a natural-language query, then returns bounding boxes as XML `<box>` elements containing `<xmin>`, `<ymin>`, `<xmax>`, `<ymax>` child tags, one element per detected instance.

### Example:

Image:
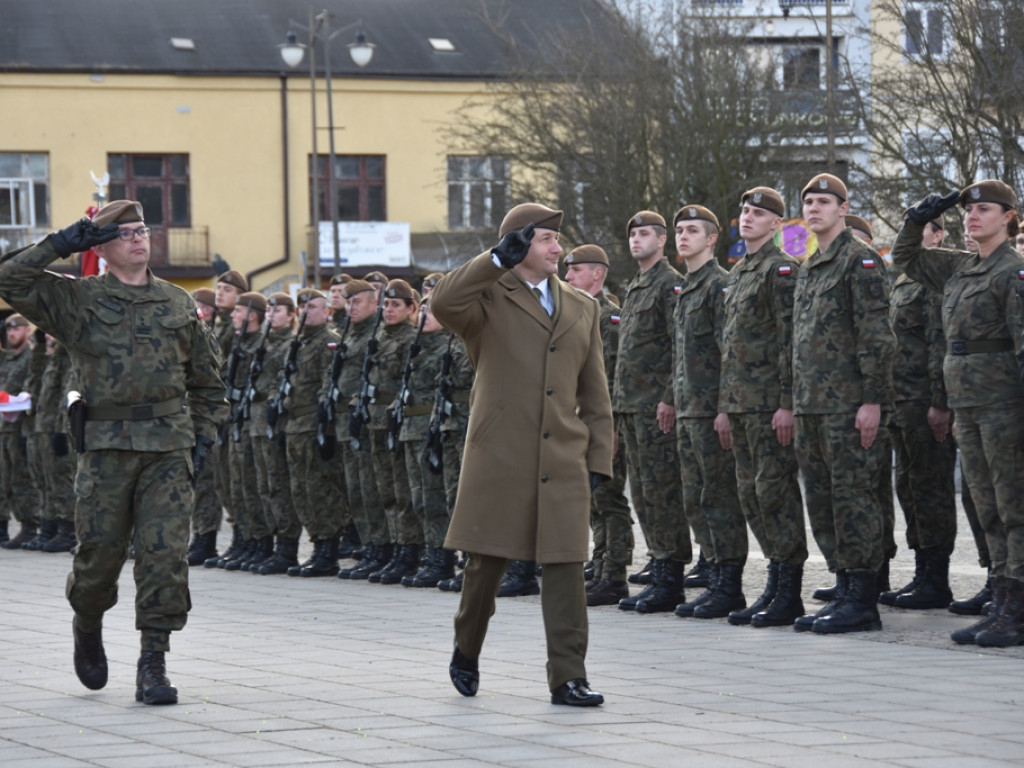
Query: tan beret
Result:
<box><xmin>92</xmin><ymin>200</ymin><xmax>144</xmax><ymax>228</ymax></box>
<box><xmin>341</xmin><ymin>279</ymin><xmax>375</xmax><ymax>299</ymax></box>
<box><xmin>216</xmin><ymin>270</ymin><xmax>248</xmax><ymax>292</ymax></box>
<box><xmin>421</xmin><ymin>272</ymin><xmax>445</xmax><ymax>288</ymax></box>
<box><xmin>5</xmin><ymin>314</ymin><xmax>30</xmax><ymax>328</ymax></box>
<box><xmin>191</xmin><ymin>288</ymin><xmax>216</xmax><ymax>307</ymax></box>
<box><xmin>383</xmin><ymin>279</ymin><xmax>415</xmax><ymax>302</ymax></box>
<box><xmin>802</xmin><ymin>173</ymin><xmax>848</xmax><ymax>202</ymax></box>
<box><xmin>673</xmin><ymin>204</ymin><xmax>720</xmax><ymax>229</ymax></box>
<box><xmin>960</xmin><ymin>179</ymin><xmax>1017</xmax><ymax>209</ymax></box>
<box><xmin>236</xmin><ymin>291</ymin><xmax>268</xmax><ymax>314</ymax></box>
<box><xmin>363</xmin><ymin>271</ymin><xmax>389</xmax><ymax>285</ymax></box>
<box><xmin>565</xmin><ymin>244</ymin><xmax>610</xmax><ymax>267</ymax></box>
<box><xmin>626</xmin><ymin>210</ymin><xmax>666</xmax><ymax>237</ymax></box>
<box><xmin>741</xmin><ymin>187</ymin><xmax>786</xmax><ymax>218</ymax></box>
<box><xmin>268</xmin><ymin>291</ymin><xmax>295</xmax><ymax>310</ymax></box>
<box><xmin>499</xmin><ymin>203</ymin><xmax>563</xmax><ymax>238</ymax></box>
<box><xmin>845</xmin><ymin>215</ymin><xmax>873</xmax><ymax>239</ymax></box>
<box><xmin>297</xmin><ymin>288</ymin><xmax>326</xmax><ymax>304</ymax></box>
<box><xmin>329</xmin><ymin>273</ymin><xmax>353</xmax><ymax>287</ymax></box>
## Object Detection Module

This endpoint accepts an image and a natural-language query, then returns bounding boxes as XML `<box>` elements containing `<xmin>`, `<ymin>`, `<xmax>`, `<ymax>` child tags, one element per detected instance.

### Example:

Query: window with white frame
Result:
<box><xmin>0</xmin><ymin>153</ymin><xmax>49</xmax><ymax>237</ymax></box>
<box><xmin>905</xmin><ymin>3</ymin><xmax>944</xmax><ymax>57</ymax></box>
<box><xmin>447</xmin><ymin>156</ymin><xmax>507</xmax><ymax>231</ymax></box>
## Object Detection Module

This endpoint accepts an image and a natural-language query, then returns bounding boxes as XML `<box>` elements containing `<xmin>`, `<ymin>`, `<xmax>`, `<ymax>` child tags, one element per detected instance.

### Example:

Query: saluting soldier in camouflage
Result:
<box><xmin>893</xmin><ymin>181</ymin><xmax>1024</xmax><ymax>647</ymax></box>
<box><xmin>565</xmin><ymin>245</ymin><xmax>633</xmax><ymax>607</ymax></box>
<box><xmin>792</xmin><ymin>174</ymin><xmax>895</xmax><ymax>635</ymax></box>
<box><xmin>0</xmin><ymin>200</ymin><xmax>227</xmax><ymax>704</ymax></box>
<box><xmin>670</xmin><ymin>205</ymin><xmax>747</xmax><ymax>620</ymax></box>
<box><xmin>612</xmin><ymin>211</ymin><xmax>690</xmax><ymax>613</ymax></box>
<box><xmin>0</xmin><ymin>314</ymin><xmax>39</xmax><ymax>547</ymax></box>
<box><xmin>284</xmin><ymin>289</ymin><xmax>345</xmax><ymax>577</ymax></box>
<box><xmin>882</xmin><ymin>216</ymin><xmax>957</xmax><ymax>610</ymax></box>
<box><xmin>250</xmin><ymin>292</ymin><xmax>302</xmax><ymax>575</ymax></box>
<box><xmin>719</xmin><ymin>187</ymin><xmax>806</xmax><ymax>628</ymax></box>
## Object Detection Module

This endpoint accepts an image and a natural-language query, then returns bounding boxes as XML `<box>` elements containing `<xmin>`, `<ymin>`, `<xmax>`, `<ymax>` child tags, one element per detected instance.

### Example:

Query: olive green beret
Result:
<box><xmin>383</xmin><ymin>279</ymin><xmax>415</xmax><ymax>301</ymax></box>
<box><xmin>5</xmin><ymin>314</ymin><xmax>30</xmax><ymax>328</ymax></box>
<box><xmin>216</xmin><ymin>270</ymin><xmax>248</xmax><ymax>292</ymax></box>
<box><xmin>236</xmin><ymin>292</ymin><xmax>268</xmax><ymax>314</ymax></box>
<box><xmin>342</xmin><ymin>279</ymin><xmax>375</xmax><ymax>299</ymax></box>
<box><xmin>421</xmin><ymin>272</ymin><xmax>445</xmax><ymax>289</ymax></box>
<box><xmin>92</xmin><ymin>200</ymin><xmax>144</xmax><ymax>228</ymax></box>
<box><xmin>363</xmin><ymin>271</ymin><xmax>389</xmax><ymax>285</ymax></box>
<box><xmin>960</xmin><ymin>179</ymin><xmax>1017</xmax><ymax>209</ymax></box>
<box><xmin>329</xmin><ymin>272</ymin><xmax>353</xmax><ymax>287</ymax></box>
<box><xmin>845</xmin><ymin>215</ymin><xmax>873</xmax><ymax>239</ymax></box>
<box><xmin>297</xmin><ymin>288</ymin><xmax>326</xmax><ymax>304</ymax></box>
<box><xmin>191</xmin><ymin>288</ymin><xmax>216</xmax><ymax>307</ymax></box>
<box><xmin>499</xmin><ymin>203</ymin><xmax>563</xmax><ymax>238</ymax></box>
<box><xmin>802</xmin><ymin>173</ymin><xmax>848</xmax><ymax>202</ymax></box>
<box><xmin>565</xmin><ymin>244</ymin><xmax>610</xmax><ymax>266</ymax></box>
<box><xmin>741</xmin><ymin>187</ymin><xmax>786</xmax><ymax>218</ymax></box>
<box><xmin>268</xmin><ymin>291</ymin><xmax>295</xmax><ymax>310</ymax></box>
<box><xmin>673</xmin><ymin>204</ymin><xmax>720</xmax><ymax>229</ymax></box>
<box><xmin>626</xmin><ymin>210</ymin><xmax>666</xmax><ymax>237</ymax></box>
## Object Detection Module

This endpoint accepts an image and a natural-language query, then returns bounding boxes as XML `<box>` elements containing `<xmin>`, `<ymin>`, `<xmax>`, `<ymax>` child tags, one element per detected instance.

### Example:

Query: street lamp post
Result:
<box><xmin>280</xmin><ymin>11</ymin><xmax>375</xmax><ymax>285</ymax></box>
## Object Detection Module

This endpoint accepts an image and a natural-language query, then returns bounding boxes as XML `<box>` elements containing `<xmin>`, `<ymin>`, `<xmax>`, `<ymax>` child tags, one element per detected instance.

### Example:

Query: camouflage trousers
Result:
<box><xmin>590</xmin><ymin>444</ymin><xmax>633</xmax><ymax>581</ymax></box>
<box><xmin>404</xmin><ymin>436</ymin><xmax>449</xmax><ymax>548</ymax></box>
<box><xmin>370</xmin><ymin>428</ymin><xmax>417</xmax><ymax>545</ymax></box>
<box><xmin>890</xmin><ymin>400</ymin><xmax>957</xmax><ymax>555</ymax></box>
<box><xmin>0</xmin><ymin>431</ymin><xmax>38</xmax><ymax>524</ymax></box>
<box><xmin>954</xmin><ymin>401</ymin><xmax>1024</xmax><ymax>582</ymax></box>
<box><xmin>190</xmin><ymin>450</ymin><xmax>222</xmax><ymax>535</ymax></box>
<box><xmin>442</xmin><ymin>427</ymin><xmax>466</xmax><ymax>517</ymax></box>
<box><xmin>32</xmin><ymin>433</ymin><xmax>76</xmax><ymax>524</ymax></box>
<box><xmin>678</xmin><ymin>417</ymin><xmax>746</xmax><ymax>565</ymax></box>
<box><xmin>67</xmin><ymin>449</ymin><xmax>192</xmax><ymax>653</ymax></box>
<box><xmin>286</xmin><ymin>432</ymin><xmax>346</xmax><ymax>541</ymax></box>
<box><xmin>25</xmin><ymin>433</ymin><xmax>46</xmax><ymax>522</ymax></box>
<box><xmin>212</xmin><ymin>428</ymin><xmax>233</xmax><ymax>526</ymax></box>
<box><xmin>253</xmin><ymin>434</ymin><xmax>301</xmax><ymax>540</ymax></box>
<box><xmin>348</xmin><ymin>428</ymin><xmax>389</xmax><ymax>546</ymax></box>
<box><xmin>729</xmin><ymin>412</ymin><xmax>806</xmax><ymax>565</ymax></box>
<box><xmin>795</xmin><ymin>412</ymin><xmax>887</xmax><ymax>572</ymax></box>
<box><xmin>877</xmin><ymin>426</ymin><xmax>897</xmax><ymax>561</ymax></box>
<box><xmin>229</xmin><ymin>431</ymin><xmax>267</xmax><ymax>541</ymax></box>
<box><xmin>961</xmin><ymin>464</ymin><xmax>990</xmax><ymax>568</ymax></box>
<box><xmin>617</xmin><ymin>411</ymin><xmax>689</xmax><ymax>562</ymax></box>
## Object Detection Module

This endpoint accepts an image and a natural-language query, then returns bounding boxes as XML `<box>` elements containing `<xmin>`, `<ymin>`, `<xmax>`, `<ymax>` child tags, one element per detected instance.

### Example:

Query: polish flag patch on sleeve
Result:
<box><xmin>778</xmin><ymin>264</ymin><xmax>792</xmax><ymax>276</ymax></box>
<box><xmin>673</xmin><ymin>285</ymin><xmax>682</xmax><ymax>295</ymax></box>
<box><xmin>327</xmin><ymin>342</ymin><xmax>338</xmax><ymax>349</ymax></box>
<box><xmin>861</xmin><ymin>258</ymin><xmax>876</xmax><ymax>269</ymax></box>
<box><xmin>1018</xmin><ymin>270</ymin><xmax>1024</xmax><ymax>280</ymax></box>
<box><xmin>610</xmin><ymin>315</ymin><xmax>621</xmax><ymax>325</ymax></box>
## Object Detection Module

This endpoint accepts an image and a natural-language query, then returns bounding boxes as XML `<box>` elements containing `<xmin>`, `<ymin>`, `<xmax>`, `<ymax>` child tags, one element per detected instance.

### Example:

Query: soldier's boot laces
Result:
<box><xmin>975</xmin><ymin>578</ymin><xmax>1024</xmax><ymax>648</ymax></box>
<box><xmin>136</xmin><ymin>651</ymin><xmax>177</xmax><ymax>705</ymax></box>
<box><xmin>879</xmin><ymin>549</ymin><xmax>925</xmax><ymax>606</ymax></box>
<box><xmin>795</xmin><ymin>570</ymin><xmax>847</xmax><ymax>632</ymax></box>
<box><xmin>894</xmin><ymin>550</ymin><xmax>953</xmax><ymax>610</ymax></box>
<box><xmin>635</xmin><ymin>559</ymin><xmax>686</xmax><ymax>614</ymax></box>
<box><xmin>729</xmin><ymin>562</ymin><xmax>778</xmax><ymax>625</ymax></box>
<box><xmin>752</xmin><ymin>562</ymin><xmax>806</xmax><ymax>627</ymax></box>
<box><xmin>693</xmin><ymin>563</ymin><xmax>746</xmax><ymax>619</ymax></box>
<box><xmin>810</xmin><ymin>569</ymin><xmax>882</xmax><ymax>634</ymax></box>
<box><xmin>948</xmin><ymin>571</ymin><xmax>994</xmax><ymax>616</ymax></box>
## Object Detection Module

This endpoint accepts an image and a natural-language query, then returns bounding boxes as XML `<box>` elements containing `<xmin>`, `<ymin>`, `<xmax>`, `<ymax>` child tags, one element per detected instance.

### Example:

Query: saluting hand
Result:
<box><xmin>905</xmin><ymin>192</ymin><xmax>959</xmax><ymax>226</ymax></box>
<box><xmin>49</xmin><ymin>217</ymin><xmax>120</xmax><ymax>258</ymax></box>
<box><xmin>492</xmin><ymin>223</ymin><xmax>535</xmax><ymax>269</ymax></box>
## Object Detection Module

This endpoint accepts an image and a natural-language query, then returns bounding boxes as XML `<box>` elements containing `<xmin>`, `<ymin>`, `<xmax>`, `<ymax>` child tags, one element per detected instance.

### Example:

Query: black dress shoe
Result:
<box><xmin>550</xmin><ymin>678</ymin><xmax>604</xmax><ymax>707</ymax></box>
<box><xmin>73</xmin><ymin>618</ymin><xmax>107</xmax><ymax>690</ymax></box>
<box><xmin>449</xmin><ymin>643</ymin><xmax>479</xmax><ymax>697</ymax></box>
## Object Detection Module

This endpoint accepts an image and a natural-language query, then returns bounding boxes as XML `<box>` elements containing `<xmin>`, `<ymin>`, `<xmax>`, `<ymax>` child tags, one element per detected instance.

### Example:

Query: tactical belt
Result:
<box><xmin>450</xmin><ymin>390</ymin><xmax>471</xmax><ymax>404</ymax></box>
<box><xmin>947</xmin><ymin>339</ymin><xmax>1013</xmax><ymax>355</ymax></box>
<box><xmin>84</xmin><ymin>398</ymin><xmax>183</xmax><ymax>421</ymax></box>
<box><xmin>405</xmin><ymin>405</ymin><xmax>432</xmax><ymax>417</ymax></box>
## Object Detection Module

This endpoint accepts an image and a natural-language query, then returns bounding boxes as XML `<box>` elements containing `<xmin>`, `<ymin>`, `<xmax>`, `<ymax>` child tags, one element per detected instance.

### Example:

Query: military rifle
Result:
<box><xmin>348</xmin><ymin>292</ymin><xmax>385</xmax><ymax>450</ymax></box>
<box><xmin>266</xmin><ymin>303</ymin><xmax>308</xmax><ymax>439</ymax></box>
<box><xmin>316</xmin><ymin>312</ymin><xmax>352</xmax><ymax>459</ymax></box>
<box><xmin>386</xmin><ymin>307</ymin><xmax>427</xmax><ymax>452</ymax></box>
<box><xmin>218</xmin><ymin>297</ymin><xmax>254</xmax><ymax>446</ymax></box>
<box><xmin>232</xmin><ymin>301</ymin><xmax>274</xmax><ymax>442</ymax></box>
<box><xmin>424</xmin><ymin>332</ymin><xmax>455</xmax><ymax>474</ymax></box>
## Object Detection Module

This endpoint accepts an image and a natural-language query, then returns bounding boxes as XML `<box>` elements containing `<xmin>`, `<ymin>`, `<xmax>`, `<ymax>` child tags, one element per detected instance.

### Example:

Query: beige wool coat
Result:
<box><xmin>430</xmin><ymin>253</ymin><xmax>614</xmax><ymax>563</ymax></box>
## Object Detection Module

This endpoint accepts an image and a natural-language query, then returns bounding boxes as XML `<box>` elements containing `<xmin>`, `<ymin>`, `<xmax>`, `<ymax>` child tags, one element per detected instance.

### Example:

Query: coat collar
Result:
<box><xmin>98</xmin><ymin>268</ymin><xmax>170</xmax><ymax>303</ymax></box>
<box><xmin>499</xmin><ymin>272</ymin><xmax>583</xmax><ymax>340</ymax></box>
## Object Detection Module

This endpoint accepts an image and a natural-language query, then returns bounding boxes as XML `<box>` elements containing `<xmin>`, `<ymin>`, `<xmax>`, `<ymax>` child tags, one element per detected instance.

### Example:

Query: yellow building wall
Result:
<box><xmin>1</xmin><ymin>72</ymin><xmax>494</xmax><ymax>292</ymax></box>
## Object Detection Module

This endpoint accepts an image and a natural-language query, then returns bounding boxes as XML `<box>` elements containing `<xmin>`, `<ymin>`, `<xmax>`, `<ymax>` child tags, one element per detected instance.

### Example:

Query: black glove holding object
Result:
<box><xmin>49</xmin><ymin>217</ymin><xmax>120</xmax><ymax>258</ymax></box>
<box><xmin>491</xmin><ymin>223</ymin><xmax>535</xmax><ymax>269</ymax></box>
<box><xmin>905</xmin><ymin>192</ymin><xmax>959</xmax><ymax>226</ymax></box>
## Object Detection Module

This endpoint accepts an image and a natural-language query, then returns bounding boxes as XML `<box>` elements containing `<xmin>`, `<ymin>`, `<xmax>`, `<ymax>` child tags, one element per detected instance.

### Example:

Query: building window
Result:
<box><xmin>906</xmin><ymin>5</ymin><xmax>944</xmax><ymax>57</ymax></box>
<box><xmin>108</xmin><ymin>153</ymin><xmax>190</xmax><ymax>227</ymax></box>
<box><xmin>557</xmin><ymin>156</ymin><xmax>593</xmax><ymax>233</ymax></box>
<box><xmin>447</xmin><ymin>156</ymin><xmax>507</xmax><ymax>230</ymax></box>
<box><xmin>311</xmin><ymin>154</ymin><xmax>386</xmax><ymax>223</ymax></box>
<box><xmin>0</xmin><ymin>152</ymin><xmax>49</xmax><ymax>243</ymax></box>
<box><xmin>782</xmin><ymin>47</ymin><xmax>821</xmax><ymax>89</ymax></box>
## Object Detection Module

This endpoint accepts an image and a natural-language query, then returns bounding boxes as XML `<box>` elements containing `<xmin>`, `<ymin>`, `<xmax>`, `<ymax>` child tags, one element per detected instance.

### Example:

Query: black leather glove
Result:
<box><xmin>48</xmin><ymin>217</ymin><xmax>120</xmax><ymax>258</ymax></box>
<box><xmin>192</xmin><ymin>435</ymin><xmax>214</xmax><ymax>477</ymax></box>
<box><xmin>52</xmin><ymin>433</ymin><xmax>69</xmax><ymax>457</ymax></box>
<box><xmin>589</xmin><ymin>472</ymin><xmax>608</xmax><ymax>491</ymax></box>
<box><xmin>491</xmin><ymin>223</ymin><xmax>535</xmax><ymax>269</ymax></box>
<box><xmin>905</xmin><ymin>192</ymin><xmax>959</xmax><ymax>226</ymax></box>
<box><xmin>33</xmin><ymin>328</ymin><xmax>46</xmax><ymax>346</ymax></box>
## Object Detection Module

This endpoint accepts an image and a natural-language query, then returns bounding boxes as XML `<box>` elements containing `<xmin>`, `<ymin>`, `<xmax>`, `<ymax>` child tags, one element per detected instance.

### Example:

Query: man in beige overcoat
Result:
<box><xmin>431</xmin><ymin>203</ymin><xmax>614</xmax><ymax>706</ymax></box>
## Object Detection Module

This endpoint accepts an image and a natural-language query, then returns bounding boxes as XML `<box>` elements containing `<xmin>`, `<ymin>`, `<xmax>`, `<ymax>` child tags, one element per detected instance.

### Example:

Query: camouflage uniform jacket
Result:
<box><xmin>719</xmin><ymin>240</ymin><xmax>798</xmax><ymax>413</ymax></box>
<box><xmin>889</xmin><ymin>272</ymin><xmax>948</xmax><ymax>408</ymax></box>
<box><xmin>596</xmin><ymin>292</ymin><xmax>621</xmax><ymax>393</ymax></box>
<box><xmin>612</xmin><ymin>257</ymin><xmax>683</xmax><ymax>412</ymax></box>
<box><xmin>33</xmin><ymin>341</ymin><xmax>74</xmax><ymax>434</ymax></box>
<box><xmin>673</xmin><ymin>258</ymin><xmax>728</xmax><ymax>418</ymax></box>
<box><xmin>398</xmin><ymin>329</ymin><xmax>447</xmax><ymax>441</ymax></box>
<box><xmin>367</xmin><ymin>320</ymin><xmax>419</xmax><ymax>428</ymax></box>
<box><xmin>283</xmin><ymin>322</ymin><xmax>339</xmax><ymax>435</ymax></box>
<box><xmin>213</xmin><ymin>309</ymin><xmax>235</xmax><ymax>362</ymax></box>
<box><xmin>248</xmin><ymin>326</ymin><xmax>293</xmax><ymax>437</ymax></box>
<box><xmin>329</xmin><ymin>317</ymin><xmax>376</xmax><ymax>403</ymax></box>
<box><xmin>892</xmin><ymin>220</ymin><xmax>1024</xmax><ymax>408</ymax></box>
<box><xmin>0</xmin><ymin>343</ymin><xmax>31</xmax><ymax>433</ymax></box>
<box><xmin>0</xmin><ymin>238</ymin><xmax>226</xmax><ymax>449</ymax></box>
<box><xmin>441</xmin><ymin>334</ymin><xmax>474</xmax><ymax>435</ymax></box>
<box><xmin>225</xmin><ymin>329</ymin><xmax>262</xmax><ymax>406</ymax></box>
<box><xmin>792</xmin><ymin>227</ymin><xmax>894</xmax><ymax>414</ymax></box>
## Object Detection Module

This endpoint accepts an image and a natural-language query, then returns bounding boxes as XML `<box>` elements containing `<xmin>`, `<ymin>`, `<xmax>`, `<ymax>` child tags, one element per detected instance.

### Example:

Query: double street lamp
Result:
<box><xmin>280</xmin><ymin>11</ymin><xmax>374</xmax><ymax>284</ymax></box>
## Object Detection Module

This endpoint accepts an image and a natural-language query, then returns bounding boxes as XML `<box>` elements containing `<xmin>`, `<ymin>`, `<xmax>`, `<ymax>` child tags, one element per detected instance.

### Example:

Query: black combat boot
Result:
<box><xmin>584</xmin><ymin>559</ymin><xmax>597</xmax><ymax>583</ymax></box>
<box><xmin>948</xmin><ymin>571</ymin><xmax>993</xmax><ymax>616</ymax></box>
<box><xmin>811</xmin><ymin>572</ymin><xmax>841</xmax><ymax>602</ymax></box>
<box><xmin>795</xmin><ymin>570</ymin><xmax>847</xmax><ymax>632</ymax></box>
<box><xmin>675</xmin><ymin>563</ymin><xmax>717</xmax><ymax>617</ymax></box>
<box><xmin>628</xmin><ymin>557</ymin><xmax>655</xmax><ymax>585</ymax></box>
<box><xmin>223</xmin><ymin>538</ymin><xmax>257</xmax><ymax>570</ymax></box>
<box><xmin>258</xmin><ymin>536</ymin><xmax>300</xmax><ymax>575</ymax></box>
<box><xmin>752</xmin><ymin>562</ymin><xmax>805</xmax><ymax>627</ymax></box>
<box><xmin>301</xmin><ymin>538</ymin><xmax>339</xmax><ymax>577</ymax></box>
<box><xmin>43</xmin><ymin>520</ymin><xmax>78</xmax><ymax>553</ymax></box>
<box><xmin>290</xmin><ymin>539</ymin><xmax>322</xmax><ymax>577</ymax></box>
<box><xmin>206</xmin><ymin>526</ymin><xmax>242</xmax><ymax>568</ymax></box>
<box><xmin>729</xmin><ymin>562</ymin><xmax>779</xmax><ymax>625</ymax></box>
<box><xmin>186</xmin><ymin>530</ymin><xmax>218</xmax><ymax>566</ymax></box>
<box><xmin>337</xmin><ymin>522</ymin><xmax>362</xmax><ymax>560</ymax></box>
<box><xmin>369</xmin><ymin>544</ymin><xmax>403</xmax><ymax>583</ymax></box>
<box><xmin>24</xmin><ymin>520</ymin><xmax>57</xmax><ymax>551</ymax></box>
<box><xmin>879</xmin><ymin>549</ymin><xmax>924</xmax><ymax>606</ymax></box>
<box><xmin>810</xmin><ymin>569</ymin><xmax>882</xmax><ymax>634</ymax></box>
<box><xmin>401</xmin><ymin>547</ymin><xmax>431</xmax><ymax>587</ymax></box>
<box><xmin>136</xmin><ymin>651</ymin><xmax>177</xmax><ymax>705</ymax></box>
<box><xmin>952</xmin><ymin>577</ymin><xmax>1007</xmax><ymax>645</ymax></box>
<box><xmin>2</xmin><ymin>521</ymin><xmax>37</xmax><ymax>549</ymax></box>
<box><xmin>894</xmin><ymin>550</ymin><xmax>953</xmax><ymax>609</ymax></box>
<box><xmin>438</xmin><ymin>570</ymin><xmax>464</xmax><ymax>592</ymax></box>
<box><xmin>683</xmin><ymin>551</ymin><xmax>711</xmax><ymax>589</ymax></box>
<box><xmin>350</xmin><ymin>543</ymin><xmax>392</xmax><ymax>581</ymax></box>
<box><xmin>406</xmin><ymin>547</ymin><xmax>457</xmax><ymax>588</ymax></box>
<box><xmin>245</xmin><ymin>535</ymin><xmax>276</xmax><ymax>572</ymax></box>
<box><xmin>498</xmin><ymin>560</ymin><xmax>540</xmax><ymax>597</ymax></box>
<box><xmin>975</xmin><ymin>578</ymin><xmax>1024</xmax><ymax>648</ymax></box>
<box><xmin>338</xmin><ymin>543</ymin><xmax>376</xmax><ymax>579</ymax></box>
<box><xmin>586</xmin><ymin>579</ymin><xmax>629</xmax><ymax>606</ymax></box>
<box><xmin>72</xmin><ymin>617</ymin><xmax>107</xmax><ymax>690</ymax></box>
<box><xmin>693</xmin><ymin>563</ymin><xmax>746</xmax><ymax>619</ymax></box>
<box><xmin>381</xmin><ymin>544</ymin><xmax>422</xmax><ymax>585</ymax></box>
<box><xmin>0</xmin><ymin>519</ymin><xmax>8</xmax><ymax>544</ymax></box>
<box><xmin>635</xmin><ymin>559</ymin><xmax>686</xmax><ymax>614</ymax></box>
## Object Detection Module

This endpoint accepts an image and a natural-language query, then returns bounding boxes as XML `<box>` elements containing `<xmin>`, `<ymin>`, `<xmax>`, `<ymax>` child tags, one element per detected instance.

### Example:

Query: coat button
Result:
<box><xmin>549</xmin><ymin>344</ymin><xmax>556</xmax><ymax>352</ymax></box>
<box><xmin>541</xmin><ymin>475</ymin><xmax>548</xmax><ymax>483</ymax></box>
<box><xmin>546</xmin><ymin>387</ymin><xmax>553</xmax><ymax>395</ymax></box>
<box><xmin>543</xmin><ymin>431</ymin><xmax>550</xmax><ymax>439</ymax></box>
